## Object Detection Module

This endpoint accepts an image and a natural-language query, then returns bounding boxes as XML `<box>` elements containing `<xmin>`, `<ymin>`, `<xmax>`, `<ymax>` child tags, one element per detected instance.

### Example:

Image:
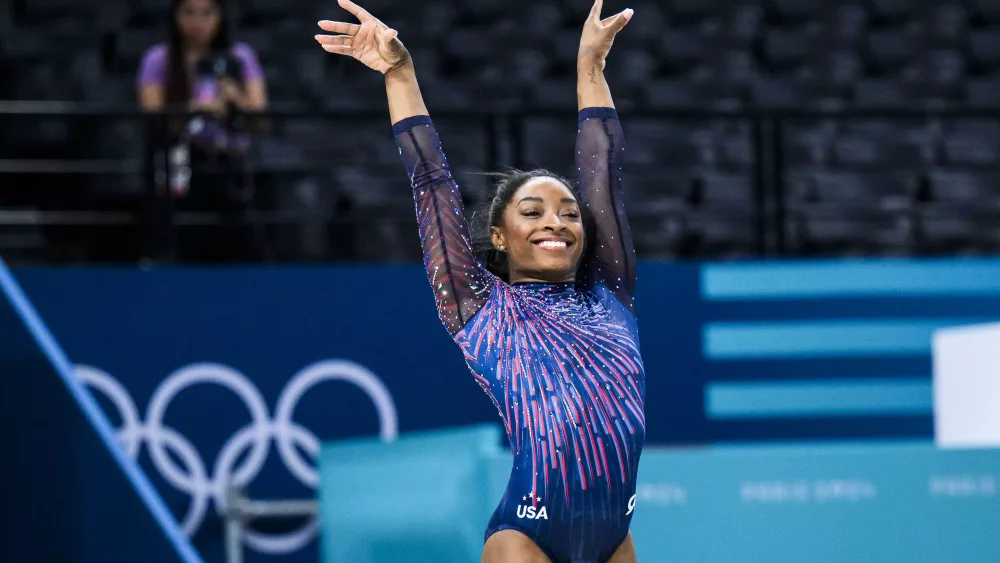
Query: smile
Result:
<box><xmin>533</xmin><ymin>239</ymin><xmax>572</xmax><ymax>250</ymax></box>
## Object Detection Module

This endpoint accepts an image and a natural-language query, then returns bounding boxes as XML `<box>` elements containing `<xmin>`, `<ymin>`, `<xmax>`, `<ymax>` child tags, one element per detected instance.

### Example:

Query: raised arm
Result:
<box><xmin>576</xmin><ymin>0</ymin><xmax>637</xmax><ymax>312</ymax></box>
<box><xmin>317</xmin><ymin>0</ymin><xmax>493</xmax><ymax>335</ymax></box>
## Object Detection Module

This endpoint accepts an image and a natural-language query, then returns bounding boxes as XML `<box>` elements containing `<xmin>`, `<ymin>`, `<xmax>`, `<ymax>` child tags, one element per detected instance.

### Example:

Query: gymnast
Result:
<box><xmin>317</xmin><ymin>1</ymin><xmax>644</xmax><ymax>561</ymax></box>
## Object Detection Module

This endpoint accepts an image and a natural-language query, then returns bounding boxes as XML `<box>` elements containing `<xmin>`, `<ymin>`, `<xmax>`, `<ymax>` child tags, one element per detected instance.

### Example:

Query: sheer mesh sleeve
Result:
<box><xmin>393</xmin><ymin>115</ymin><xmax>495</xmax><ymax>335</ymax></box>
<box><xmin>576</xmin><ymin>107</ymin><xmax>637</xmax><ymax>313</ymax></box>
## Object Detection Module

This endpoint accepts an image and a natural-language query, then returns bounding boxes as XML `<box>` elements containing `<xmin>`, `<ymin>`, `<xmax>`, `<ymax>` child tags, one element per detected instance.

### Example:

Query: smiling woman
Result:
<box><xmin>472</xmin><ymin>168</ymin><xmax>588</xmax><ymax>284</ymax></box>
<box><xmin>316</xmin><ymin>0</ymin><xmax>644</xmax><ymax>561</ymax></box>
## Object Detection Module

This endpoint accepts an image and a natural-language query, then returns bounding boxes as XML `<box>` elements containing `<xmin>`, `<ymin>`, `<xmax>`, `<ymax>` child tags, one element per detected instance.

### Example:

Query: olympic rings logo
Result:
<box><xmin>75</xmin><ymin>360</ymin><xmax>398</xmax><ymax>555</ymax></box>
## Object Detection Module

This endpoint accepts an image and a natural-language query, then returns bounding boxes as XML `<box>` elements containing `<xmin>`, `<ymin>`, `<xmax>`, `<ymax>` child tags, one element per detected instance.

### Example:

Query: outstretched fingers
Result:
<box><xmin>318</xmin><ymin>20</ymin><xmax>359</xmax><ymax>35</ymax></box>
<box><xmin>338</xmin><ymin>0</ymin><xmax>373</xmax><ymax>21</ymax></box>
<box><xmin>589</xmin><ymin>0</ymin><xmax>604</xmax><ymax>21</ymax></box>
<box><xmin>316</xmin><ymin>34</ymin><xmax>353</xmax><ymax>47</ymax></box>
<box><xmin>602</xmin><ymin>8</ymin><xmax>633</xmax><ymax>33</ymax></box>
<box><xmin>320</xmin><ymin>44</ymin><xmax>354</xmax><ymax>56</ymax></box>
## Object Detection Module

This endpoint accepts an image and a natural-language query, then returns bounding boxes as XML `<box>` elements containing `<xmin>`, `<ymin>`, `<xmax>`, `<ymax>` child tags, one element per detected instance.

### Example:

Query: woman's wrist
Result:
<box><xmin>577</xmin><ymin>51</ymin><xmax>606</xmax><ymax>71</ymax></box>
<box><xmin>384</xmin><ymin>52</ymin><xmax>414</xmax><ymax>78</ymax></box>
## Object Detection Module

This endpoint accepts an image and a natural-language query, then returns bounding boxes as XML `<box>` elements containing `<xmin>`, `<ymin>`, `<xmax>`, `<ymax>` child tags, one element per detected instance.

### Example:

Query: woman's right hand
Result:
<box><xmin>190</xmin><ymin>97</ymin><xmax>225</xmax><ymax>117</ymax></box>
<box><xmin>315</xmin><ymin>0</ymin><xmax>409</xmax><ymax>75</ymax></box>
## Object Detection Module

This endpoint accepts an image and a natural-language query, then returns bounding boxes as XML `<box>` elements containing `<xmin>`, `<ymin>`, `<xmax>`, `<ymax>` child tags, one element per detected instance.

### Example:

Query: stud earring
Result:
<box><xmin>497</xmin><ymin>245</ymin><xmax>505</xmax><ymax>252</ymax></box>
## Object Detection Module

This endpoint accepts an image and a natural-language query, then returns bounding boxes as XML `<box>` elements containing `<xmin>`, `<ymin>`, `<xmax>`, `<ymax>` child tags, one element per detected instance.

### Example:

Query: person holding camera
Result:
<box><xmin>137</xmin><ymin>0</ymin><xmax>268</xmax><ymax>262</ymax></box>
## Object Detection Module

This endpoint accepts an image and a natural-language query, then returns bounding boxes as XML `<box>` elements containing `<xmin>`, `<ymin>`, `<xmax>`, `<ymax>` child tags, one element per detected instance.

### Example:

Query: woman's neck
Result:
<box><xmin>508</xmin><ymin>273</ymin><xmax>576</xmax><ymax>285</ymax></box>
<box><xmin>184</xmin><ymin>42</ymin><xmax>210</xmax><ymax>61</ymax></box>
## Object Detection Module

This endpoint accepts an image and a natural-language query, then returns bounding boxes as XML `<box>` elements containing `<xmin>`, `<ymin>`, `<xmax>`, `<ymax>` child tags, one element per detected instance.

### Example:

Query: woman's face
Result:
<box><xmin>491</xmin><ymin>177</ymin><xmax>585</xmax><ymax>284</ymax></box>
<box><xmin>176</xmin><ymin>0</ymin><xmax>220</xmax><ymax>47</ymax></box>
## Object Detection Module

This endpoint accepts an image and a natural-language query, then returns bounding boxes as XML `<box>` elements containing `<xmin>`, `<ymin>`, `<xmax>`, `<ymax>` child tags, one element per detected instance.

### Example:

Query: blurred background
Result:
<box><xmin>1</xmin><ymin>0</ymin><xmax>1000</xmax><ymax>562</ymax></box>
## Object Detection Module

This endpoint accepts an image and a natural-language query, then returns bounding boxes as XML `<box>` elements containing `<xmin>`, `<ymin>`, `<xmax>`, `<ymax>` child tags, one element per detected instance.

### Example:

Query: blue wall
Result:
<box><xmin>0</xmin><ymin>261</ymin><xmax>200</xmax><ymax>563</ymax></box>
<box><xmin>8</xmin><ymin>258</ymin><xmax>1000</xmax><ymax>563</ymax></box>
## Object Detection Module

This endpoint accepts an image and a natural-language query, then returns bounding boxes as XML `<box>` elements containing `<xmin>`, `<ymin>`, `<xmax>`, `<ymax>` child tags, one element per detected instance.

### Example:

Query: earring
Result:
<box><xmin>497</xmin><ymin>245</ymin><xmax>505</xmax><ymax>252</ymax></box>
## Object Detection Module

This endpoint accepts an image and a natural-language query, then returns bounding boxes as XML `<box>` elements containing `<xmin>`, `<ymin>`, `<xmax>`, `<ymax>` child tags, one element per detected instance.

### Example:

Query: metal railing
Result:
<box><xmin>3</xmin><ymin>101</ymin><xmax>1000</xmax><ymax>263</ymax></box>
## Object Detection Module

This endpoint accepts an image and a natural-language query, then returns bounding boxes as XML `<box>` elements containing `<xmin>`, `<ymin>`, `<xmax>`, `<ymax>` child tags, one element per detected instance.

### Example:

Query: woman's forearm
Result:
<box><xmin>577</xmin><ymin>54</ymin><xmax>615</xmax><ymax>111</ymax></box>
<box><xmin>386</xmin><ymin>61</ymin><xmax>429</xmax><ymax>124</ymax></box>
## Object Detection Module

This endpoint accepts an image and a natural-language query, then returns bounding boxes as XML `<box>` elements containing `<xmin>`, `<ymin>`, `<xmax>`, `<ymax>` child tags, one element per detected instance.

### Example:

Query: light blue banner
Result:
<box><xmin>320</xmin><ymin>427</ymin><xmax>1000</xmax><ymax>563</ymax></box>
<box><xmin>705</xmin><ymin>379</ymin><xmax>933</xmax><ymax>418</ymax></box>
<box><xmin>631</xmin><ymin>442</ymin><xmax>1000</xmax><ymax>563</ymax></box>
<box><xmin>703</xmin><ymin>318</ymin><xmax>991</xmax><ymax>359</ymax></box>
<box><xmin>701</xmin><ymin>259</ymin><xmax>1000</xmax><ymax>300</ymax></box>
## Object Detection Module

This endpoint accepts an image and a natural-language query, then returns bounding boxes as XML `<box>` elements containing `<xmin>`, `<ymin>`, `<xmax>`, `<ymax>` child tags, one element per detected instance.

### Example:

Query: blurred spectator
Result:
<box><xmin>137</xmin><ymin>0</ymin><xmax>269</xmax><ymax>262</ymax></box>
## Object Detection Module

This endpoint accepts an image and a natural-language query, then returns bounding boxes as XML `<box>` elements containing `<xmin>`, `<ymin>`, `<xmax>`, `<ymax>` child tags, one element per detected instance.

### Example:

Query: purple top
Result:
<box><xmin>137</xmin><ymin>42</ymin><xmax>264</xmax><ymax>89</ymax></box>
<box><xmin>138</xmin><ymin>42</ymin><xmax>264</xmax><ymax>151</ymax></box>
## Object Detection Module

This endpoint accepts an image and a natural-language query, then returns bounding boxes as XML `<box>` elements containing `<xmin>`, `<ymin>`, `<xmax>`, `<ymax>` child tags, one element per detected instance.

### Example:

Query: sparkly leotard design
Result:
<box><xmin>393</xmin><ymin>108</ymin><xmax>645</xmax><ymax>563</ymax></box>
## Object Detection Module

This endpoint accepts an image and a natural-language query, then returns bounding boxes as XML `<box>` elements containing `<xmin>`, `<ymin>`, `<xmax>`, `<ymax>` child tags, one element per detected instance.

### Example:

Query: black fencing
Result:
<box><xmin>1</xmin><ymin>101</ymin><xmax>998</xmax><ymax>264</ymax></box>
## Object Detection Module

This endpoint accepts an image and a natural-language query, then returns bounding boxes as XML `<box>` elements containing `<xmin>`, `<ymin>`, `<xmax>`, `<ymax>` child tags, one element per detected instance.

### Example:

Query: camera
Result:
<box><xmin>195</xmin><ymin>54</ymin><xmax>242</xmax><ymax>80</ymax></box>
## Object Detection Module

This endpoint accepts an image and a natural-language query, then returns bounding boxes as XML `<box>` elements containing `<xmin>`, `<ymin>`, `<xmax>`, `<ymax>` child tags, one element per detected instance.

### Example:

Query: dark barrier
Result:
<box><xmin>6</xmin><ymin>102</ymin><xmax>999</xmax><ymax>264</ymax></box>
<box><xmin>0</xmin><ymin>260</ymin><xmax>201</xmax><ymax>563</ymax></box>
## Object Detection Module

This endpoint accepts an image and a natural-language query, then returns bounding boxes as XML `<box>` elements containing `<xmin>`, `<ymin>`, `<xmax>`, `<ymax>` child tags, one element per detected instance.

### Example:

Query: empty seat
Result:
<box><xmin>728</xmin><ymin>5</ymin><xmax>765</xmax><ymax>43</ymax></box>
<box><xmin>943</xmin><ymin>125</ymin><xmax>1000</xmax><ymax>164</ymax></box>
<box><xmin>692</xmin><ymin>50</ymin><xmax>757</xmax><ymax>85</ymax></box>
<box><xmin>428</xmin><ymin>119</ymin><xmax>489</xmax><ymax>166</ymax></box>
<box><xmin>869</xmin><ymin>0</ymin><xmax>919</xmax><ymax>21</ymax></box>
<box><xmin>867</xmin><ymin>29</ymin><xmax>922</xmax><ymax>69</ymax></box>
<box><xmin>917</xmin><ymin>207</ymin><xmax>1000</xmax><ymax>254</ymax></box>
<box><xmin>416</xmin><ymin>1</ymin><xmax>459</xmax><ymax>38</ymax></box>
<box><xmin>825</xmin><ymin>4</ymin><xmax>868</xmax><ymax>40</ymax></box>
<box><xmin>21</xmin><ymin>0</ymin><xmax>99</xmax><ymax>24</ymax></box>
<box><xmin>853</xmin><ymin>79</ymin><xmax>933</xmax><ymax>108</ymax></box>
<box><xmin>787</xmin><ymin>169</ymin><xmax>918</xmax><ymax>206</ymax></box>
<box><xmin>929</xmin><ymin>169</ymin><xmax>1000</xmax><ymax>201</ymax></box>
<box><xmin>783</xmin><ymin>121</ymin><xmax>837</xmax><ymax>164</ymax></box>
<box><xmin>767</xmin><ymin>0</ymin><xmax>827</xmax><ymax>21</ymax></box>
<box><xmin>445</xmin><ymin>28</ymin><xmax>494</xmax><ymax>63</ymax></box>
<box><xmin>968</xmin><ymin>0</ymin><xmax>1000</xmax><ymax>23</ymax></box>
<box><xmin>752</xmin><ymin>77</ymin><xmax>847</xmax><ymax>109</ymax></box>
<box><xmin>128</xmin><ymin>0</ymin><xmax>172</xmax><ymax>26</ymax></box>
<box><xmin>970</xmin><ymin>31</ymin><xmax>1000</xmax><ymax>68</ymax></box>
<box><xmin>116</xmin><ymin>28</ymin><xmax>167</xmax><ymax>69</ymax></box>
<box><xmin>904</xmin><ymin>50</ymin><xmax>965</xmax><ymax>86</ymax></box>
<box><xmin>609</xmin><ymin>50</ymin><xmax>657</xmax><ymax>85</ymax></box>
<box><xmin>965</xmin><ymin>76</ymin><xmax>1000</xmax><ymax>107</ymax></box>
<box><xmin>683</xmin><ymin>212</ymin><xmax>759</xmax><ymax>257</ymax></box>
<box><xmin>623</xmin><ymin>169</ymin><xmax>692</xmax><ymax>206</ymax></box>
<box><xmin>240</xmin><ymin>0</ymin><xmax>298</xmax><ymax>24</ymax></box>
<box><xmin>831</xmin><ymin>132</ymin><xmax>929</xmax><ymax>166</ymax></box>
<box><xmin>691</xmin><ymin>171</ymin><xmax>754</xmax><ymax>206</ymax></box>
<box><xmin>643</xmin><ymin>80</ymin><xmax>704</xmax><ymax>109</ymax></box>
<box><xmin>626</xmin><ymin>122</ymin><xmax>714</xmax><ymax>166</ymax></box>
<box><xmin>528</xmin><ymin>79</ymin><xmax>575</xmax><ymax>110</ymax></box>
<box><xmin>522</xmin><ymin>119</ymin><xmax>573</xmax><ymax>168</ymax></box>
<box><xmin>657</xmin><ymin>28</ymin><xmax>711</xmax><ymax>72</ymax></box>
<box><xmin>922</xmin><ymin>4</ymin><xmax>969</xmax><ymax>42</ymax></box>
<box><xmin>764</xmin><ymin>28</ymin><xmax>833</xmax><ymax>68</ymax></box>
<box><xmin>625</xmin><ymin>3</ymin><xmax>668</xmax><ymax>42</ymax></box>
<box><xmin>785</xmin><ymin>207</ymin><xmax>916</xmax><ymax>256</ymax></box>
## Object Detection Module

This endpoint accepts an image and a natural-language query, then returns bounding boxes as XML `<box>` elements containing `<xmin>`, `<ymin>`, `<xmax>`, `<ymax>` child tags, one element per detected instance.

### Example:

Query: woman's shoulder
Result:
<box><xmin>141</xmin><ymin>43</ymin><xmax>169</xmax><ymax>63</ymax></box>
<box><xmin>137</xmin><ymin>43</ymin><xmax>169</xmax><ymax>83</ymax></box>
<box><xmin>230</xmin><ymin>41</ymin><xmax>260</xmax><ymax>60</ymax></box>
<box><xmin>229</xmin><ymin>42</ymin><xmax>264</xmax><ymax>79</ymax></box>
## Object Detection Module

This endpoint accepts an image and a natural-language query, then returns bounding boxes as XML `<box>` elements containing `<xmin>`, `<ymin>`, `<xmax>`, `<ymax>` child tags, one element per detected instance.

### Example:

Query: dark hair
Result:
<box><xmin>165</xmin><ymin>0</ymin><xmax>233</xmax><ymax>107</ymax></box>
<box><xmin>470</xmin><ymin>168</ymin><xmax>593</xmax><ymax>282</ymax></box>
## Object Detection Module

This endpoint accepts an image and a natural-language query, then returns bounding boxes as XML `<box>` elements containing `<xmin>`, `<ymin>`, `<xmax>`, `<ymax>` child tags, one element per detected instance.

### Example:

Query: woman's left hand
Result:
<box><xmin>578</xmin><ymin>0</ymin><xmax>633</xmax><ymax>68</ymax></box>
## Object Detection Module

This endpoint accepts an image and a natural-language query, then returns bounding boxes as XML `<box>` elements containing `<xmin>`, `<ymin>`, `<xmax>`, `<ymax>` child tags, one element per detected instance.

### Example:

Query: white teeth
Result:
<box><xmin>537</xmin><ymin>240</ymin><xmax>567</xmax><ymax>249</ymax></box>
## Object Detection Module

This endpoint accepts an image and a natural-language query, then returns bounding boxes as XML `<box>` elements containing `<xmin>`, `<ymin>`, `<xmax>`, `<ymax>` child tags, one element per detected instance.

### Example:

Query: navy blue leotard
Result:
<box><xmin>393</xmin><ymin>107</ymin><xmax>645</xmax><ymax>563</ymax></box>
